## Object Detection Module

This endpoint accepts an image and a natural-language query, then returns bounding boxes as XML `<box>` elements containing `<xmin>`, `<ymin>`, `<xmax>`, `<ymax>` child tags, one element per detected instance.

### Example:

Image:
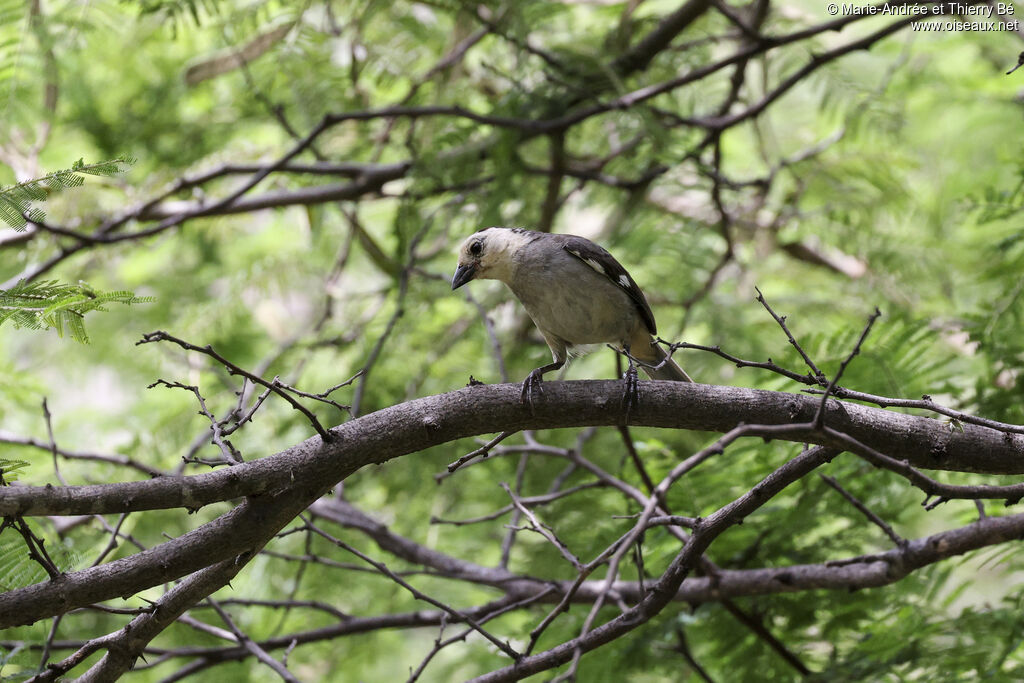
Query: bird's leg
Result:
<box><xmin>621</xmin><ymin>344</ymin><xmax>640</xmax><ymax>422</ymax></box>
<box><xmin>521</xmin><ymin>359</ymin><xmax>564</xmax><ymax>410</ymax></box>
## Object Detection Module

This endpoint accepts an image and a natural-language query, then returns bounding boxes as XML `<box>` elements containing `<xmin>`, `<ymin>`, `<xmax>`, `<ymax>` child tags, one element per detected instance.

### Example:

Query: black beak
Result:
<box><xmin>451</xmin><ymin>263</ymin><xmax>476</xmax><ymax>290</ymax></box>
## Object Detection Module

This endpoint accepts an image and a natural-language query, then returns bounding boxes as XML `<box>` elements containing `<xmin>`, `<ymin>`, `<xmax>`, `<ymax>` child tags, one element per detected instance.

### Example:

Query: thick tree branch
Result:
<box><xmin>2</xmin><ymin>381</ymin><xmax>1022</xmax><ymax>520</ymax></box>
<box><xmin>10</xmin><ymin>509</ymin><xmax>1024</xmax><ymax>668</ymax></box>
<box><xmin>469</xmin><ymin>446</ymin><xmax>839</xmax><ymax>682</ymax></box>
<box><xmin>613</xmin><ymin>0</ymin><xmax>715</xmax><ymax>75</ymax></box>
<box><xmin>2</xmin><ymin>380</ymin><xmax>1023</xmax><ymax>629</ymax></box>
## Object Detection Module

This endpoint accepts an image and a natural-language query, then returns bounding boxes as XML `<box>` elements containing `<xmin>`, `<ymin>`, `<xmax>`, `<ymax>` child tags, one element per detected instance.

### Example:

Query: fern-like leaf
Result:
<box><xmin>0</xmin><ymin>457</ymin><xmax>29</xmax><ymax>483</ymax></box>
<box><xmin>0</xmin><ymin>280</ymin><xmax>153</xmax><ymax>343</ymax></box>
<box><xmin>0</xmin><ymin>155</ymin><xmax>135</xmax><ymax>231</ymax></box>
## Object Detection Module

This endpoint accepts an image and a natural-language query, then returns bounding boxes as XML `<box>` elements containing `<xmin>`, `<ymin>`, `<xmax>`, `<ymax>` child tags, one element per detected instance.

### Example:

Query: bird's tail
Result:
<box><xmin>633</xmin><ymin>335</ymin><xmax>692</xmax><ymax>382</ymax></box>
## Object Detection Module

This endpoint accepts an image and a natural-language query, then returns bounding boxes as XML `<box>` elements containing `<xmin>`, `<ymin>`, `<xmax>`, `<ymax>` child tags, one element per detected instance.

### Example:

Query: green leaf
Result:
<box><xmin>0</xmin><ymin>155</ymin><xmax>135</xmax><ymax>231</ymax></box>
<box><xmin>0</xmin><ymin>279</ymin><xmax>154</xmax><ymax>343</ymax></box>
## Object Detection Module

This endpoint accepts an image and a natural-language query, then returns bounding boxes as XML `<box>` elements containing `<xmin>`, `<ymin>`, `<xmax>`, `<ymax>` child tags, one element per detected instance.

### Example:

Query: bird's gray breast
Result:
<box><xmin>507</xmin><ymin>244</ymin><xmax>637</xmax><ymax>347</ymax></box>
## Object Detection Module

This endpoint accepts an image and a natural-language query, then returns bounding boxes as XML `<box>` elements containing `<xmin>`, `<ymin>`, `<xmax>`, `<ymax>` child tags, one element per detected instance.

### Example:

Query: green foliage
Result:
<box><xmin>0</xmin><ymin>279</ymin><xmax>153</xmax><ymax>343</ymax></box>
<box><xmin>0</xmin><ymin>156</ymin><xmax>135</xmax><ymax>231</ymax></box>
<box><xmin>133</xmin><ymin>0</ymin><xmax>226</xmax><ymax>26</ymax></box>
<box><xmin>0</xmin><ymin>460</ymin><xmax>82</xmax><ymax>628</ymax></box>
<box><xmin>0</xmin><ymin>0</ymin><xmax>32</xmax><ymax>128</ymax></box>
<box><xmin>0</xmin><ymin>535</ymin><xmax>41</xmax><ymax>595</ymax></box>
<box><xmin>0</xmin><ymin>458</ymin><xmax>29</xmax><ymax>484</ymax></box>
<box><xmin>1</xmin><ymin>0</ymin><xmax>1023</xmax><ymax>680</ymax></box>
<box><xmin>0</xmin><ymin>534</ymin><xmax>82</xmax><ymax>594</ymax></box>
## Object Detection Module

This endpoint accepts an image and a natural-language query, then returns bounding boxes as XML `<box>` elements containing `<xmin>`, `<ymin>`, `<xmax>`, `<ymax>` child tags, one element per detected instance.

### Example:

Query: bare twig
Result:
<box><xmin>754</xmin><ymin>287</ymin><xmax>827</xmax><ymax>383</ymax></box>
<box><xmin>208</xmin><ymin>598</ymin><xmax>300</xmax><ymax>683</ymax></box>
<box><xmin>813</xmin><ymin>308</ymin><xmax>882</xmax><ymax>428</ymax></box>
<box><xmin>820</xmin><ymin>474</ymin><xmax>904</xmax><ymax>546</ymax></box>
<box><xmin>300</xmin><ymin>517</ymin><xmax>521</xmax><ymax>660</ymax></box>
<box><xmin>500</xmin><ymin>482</ymin><xmax>582</xmax><ymax>571</ymax></box>
<box><xmin>447</xmin><ymin>431</ymin><xmax>516</xmax><ymax>473</ymax></box>
<box><xmin>137</xmin><ymin>332</ymin><xmax>334</xmax><ymax>442</ymax></box>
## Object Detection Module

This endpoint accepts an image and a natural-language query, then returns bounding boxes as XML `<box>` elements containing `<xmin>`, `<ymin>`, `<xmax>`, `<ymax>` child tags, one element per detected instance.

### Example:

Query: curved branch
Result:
<box><xmin>2</xmin><ymin>378</ymin><xmax>1024</xmax><ymax>524</ymax></box>
<box><xmin>309</xmin><ymin>499</ymin><xmax>1024</xmax><ymax>606</ymax></box>
<box><xmin>1</xmin><ymin>381</ymin><xmax>1023</xmax><ymax>629</ymax></box>
<box><xmin>612</xmin><ymin>0</ymin><xmax>714</xmax><ymax>74</ymax></box>
<box><xmin>470</xmin><ymin>445</ymin><xmax>838</xmax><ymax>682</ymax></box>
<box><xmin>2</xmin><ymin>381</ymin><xmax>1023</xmax><ymax>520</ymax></box>
<box><xmin>9</xmin><ymin>509</ymin><xmax>1024</xmax><ymax>668</ymax></box>
<box><xmin>6</xmin><ymin>474</ymin><xmax>1024</xmax><ymax>681</ymax></box>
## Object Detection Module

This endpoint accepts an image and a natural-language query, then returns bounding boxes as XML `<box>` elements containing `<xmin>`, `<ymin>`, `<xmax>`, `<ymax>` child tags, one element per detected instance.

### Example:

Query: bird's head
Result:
<box><xmin>451</xmin><ymin>227</ymin><xmax>531</xmax><ymax>289</ymax></box>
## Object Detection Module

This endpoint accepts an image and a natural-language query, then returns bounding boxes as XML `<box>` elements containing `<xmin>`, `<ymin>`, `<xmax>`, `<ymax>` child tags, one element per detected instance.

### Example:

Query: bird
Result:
<box><xmin>451</xmin><ymin>227</ymin><xmax>691</xmax><ymax>407</ymax></box>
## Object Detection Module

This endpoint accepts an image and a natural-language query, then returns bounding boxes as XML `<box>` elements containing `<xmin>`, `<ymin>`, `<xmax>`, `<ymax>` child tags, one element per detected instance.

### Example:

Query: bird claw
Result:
<box><xmin>622</xmin><ymin>364</ymin><xmax>639</xmax><ymax>422</ymax></box>
<box><xmin>521</xmin><ymin>369</ymin><xmax>544</xmax><ymax>411</ymax></box>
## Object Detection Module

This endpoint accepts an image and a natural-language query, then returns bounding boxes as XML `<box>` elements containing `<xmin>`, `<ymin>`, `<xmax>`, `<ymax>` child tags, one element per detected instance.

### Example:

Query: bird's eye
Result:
<box><xmin>470</xmin><ymin>241</ymin><xmax>483</xmax><ymax>256</ymax></box>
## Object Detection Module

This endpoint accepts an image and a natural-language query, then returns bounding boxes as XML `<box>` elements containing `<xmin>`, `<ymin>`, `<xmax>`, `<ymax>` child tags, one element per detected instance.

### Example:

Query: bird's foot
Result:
<box><xmin>521</xmin><ymin>368</ymin><xmax>545</xmax><ymax>411</ymax></box>
<box><xmin>622</xmin><ymin>363</ymin><xmax>639</xmax><ymax>423</ymax></box>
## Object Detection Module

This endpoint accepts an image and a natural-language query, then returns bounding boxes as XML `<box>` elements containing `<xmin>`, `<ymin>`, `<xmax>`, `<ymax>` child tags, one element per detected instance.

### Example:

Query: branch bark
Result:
<box><xmin>2</xmin><ymin>381</ymin><xmax>1021</xmax><ymax>519</ymax></box>
<box><xmin>11</xmin><ymin>507</ymin><xmax>1024</xmax><ymax>668</ymax></box>
<box><xmin>612</xmin><ymin>0</ymin><xmax>715</xmax><ymax>75</ymax></box>
<box><xmin>1</xmin><ymin>380</ymin><xmax>1023</xmax><ymax>629</ymax></box>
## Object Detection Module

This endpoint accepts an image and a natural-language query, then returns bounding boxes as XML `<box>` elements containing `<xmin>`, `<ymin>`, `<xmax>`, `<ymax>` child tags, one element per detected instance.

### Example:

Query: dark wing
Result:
<box><xmin>558</xmin><ymin>235</ymin><xmax>657</xmax><ymax>335</ymax></box>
